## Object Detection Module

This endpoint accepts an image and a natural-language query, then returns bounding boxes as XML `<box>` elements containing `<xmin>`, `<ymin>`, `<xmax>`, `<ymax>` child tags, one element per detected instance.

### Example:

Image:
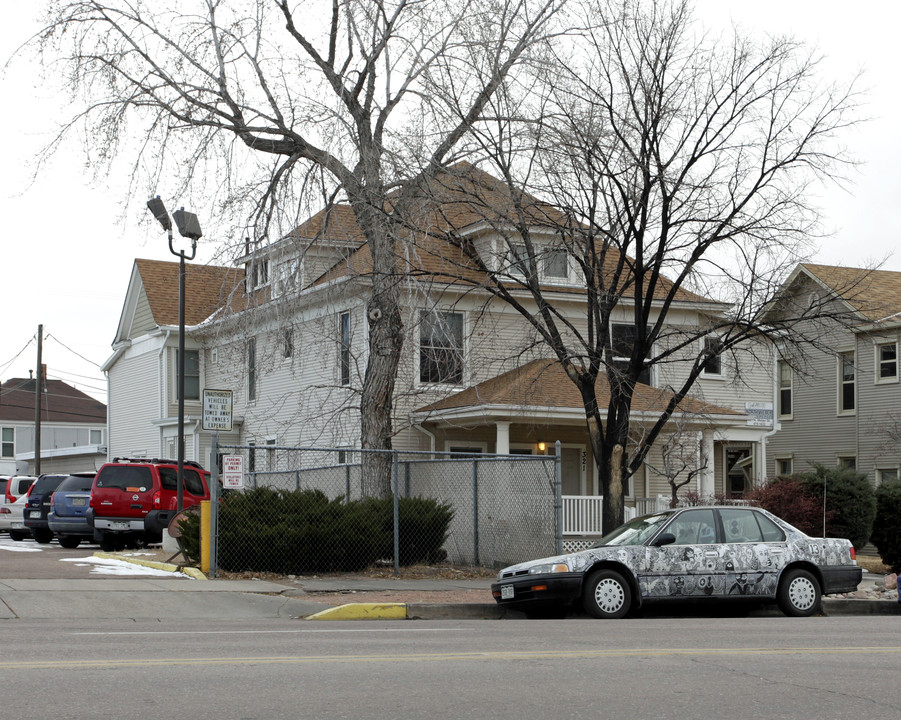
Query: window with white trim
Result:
<box><xmin>282</xmin><ymin>327</ymin><xmax>294</xmax><ymax>359</ymax></box>
<box><xmin>778</xmin><ymin>360</ymin><xmax>792</xmax><ymax>417</ymax></box>
<box><xmin>838</xmin><ymin>351</ymin><xmax>856</xmax><ymax>413</ymax></box>
<box><xmin>420</xmin><ymin>311</ymin><xmax>464</xmax><ymax>385</ymax></box>
<box><xmin>876</xmin><ymin>467</ymin><xmax>898</xmax><ymax>486</ymax></box>
<box><xmin>339</xmin><ymin>312</ymin><xmax>352</xmax><ymax>386</ymax></box>
<box><xmin>90</xmin><ymin>429</ymin><xmax>103</xmax><ymax>445</ymax></box>
<box><xmin>610</xmin><ymin>324</ymin><xmax>651</xmax><ymax>385</ymax></box>
<box><xmin>837</xmin><ymin>456</ymin><xmax>856</xmax><ymax>470</ymax></box>
<box><xmin>272</xmin><ymin>258</ymin><xmax>300</xmax><ymax>297</ymax></box>
<box><xmin>247</xmin><ymin>258</ymin><xmax>269</xmax><ymax>291</ymax></box>
<box><xmin>1</xmin><ymin>427</ymin><xmax>13</xmax><ymax>458</ymax></box>
<box><xmin>506</xmin><ymin>242</ymin><xmax>571</xmax><ymax>283</ymax></box>
<box><xmin>776</xmin><ymin>457</ymin><xmax>793</xmax><ymax>476</ymax></box>
<box><xmin>701</xmin><ymin>337</ymin><xmax>722</xmax><ymax>376</ymax></box>
<box><xmin>877</xmin><ymin>341</ymin><xmax>898</xmax><ymax>382</ymax></box>
<box><xmin>176</xmin><ymin>349</ymin><xmax>200</xmax><ymax>401</ymax></box>
<box><xmin>543</xmin><ymin>248</ymin><xmax>569</xmax><ymax>279</ymax></box>
<box><xmin>247</xmin><ymin>338</ymin><xmax>257</xmax><ymax>402</ymax></box>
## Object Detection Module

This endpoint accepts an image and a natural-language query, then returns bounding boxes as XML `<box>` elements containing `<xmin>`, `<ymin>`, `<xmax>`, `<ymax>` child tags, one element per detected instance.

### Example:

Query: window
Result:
<box><xmin>508</xmin><ymin>244</ymin><xmax>531</xmax><ymax>279</ymax></box>
<box><xmin>282</xmin><ymin>327</ymin><xmax>294</xmax><ymax>359</ymax></box>
<box><xmin>665</xmin><ymin>508</ymin><xmax>717</xmax><ymax>545</ymax></box>
<box><xmin>248</xmin><ymin>258</ymin><xmax>269</xmax><ymax>290</ymax></box>
<box><xmin>248</xmin><ymin>338</ymin><xmax>257</xmax><ymax>402</ymax></box>
<box><xmin>877</xmin><ymin>341</ymin><xmax>898</xmax><ymax>381</ymax></box>
<box><xmin>177</xmin><ymin>350</ymin><xmax>200</xmax><ymax>401</ymax></box>
<box><xmin>272</xmin><ymin>259</ymin><xmax>300</xmax><ymax>297</ymax></box>
<box><xmin>838</xmin><ymin>351</ymin><xmax>855</xmax><ymax>413</ymax></box>
<box><xmin>777</xmin><ymin>360</ymin><xmax>792</xmax><ymax>417</ymax></box>
<box><xmin>720</xmin><ymin>508</ymin><xmax>785</xmax><ymax>543</ymax></box>
<box><xmin>1</xmin><ymin>427</ymin><xmax>13</xmax><ymax>458</ymax></box>
<box><xmin>701</xmin><ymin>337</ymin><xmax>722</xmax><ymax>376</ymax></box>
<box><xmin>610</xmin><ymin>324</ymin><xmax>651</xmax><ymax>385</ymax></box>
<box><xmin>837</xmin><ymin>456</ymin><xmax>856</xmax><ymax>470</ymax></box>
<box><xmin>876</xmin><ymin>467</ymin><xmax>899</xmax><ymax>486</ymax></box>
<box><xmin>543</xmin><ymin>248</ymin><xmax>569</xmax><ymax>279</ymax></box>
<box><xmin>90</xmin><ymin>429</ymin><xmax>103</xmax><ymax>445</ymax></box>
<box><xmin>420</xmin><ymin>311</ymin><xmax>464</xmax><ymax>385</ymax></box>
<box><xmin>339</xmin><ymin>312</ymin><xmax>351</xmax><ymax>386</ymax></box>
<box><xmin>776</xmin><ymin>457</ymin><xmax>793</xmax><ymax>476</ymax></box>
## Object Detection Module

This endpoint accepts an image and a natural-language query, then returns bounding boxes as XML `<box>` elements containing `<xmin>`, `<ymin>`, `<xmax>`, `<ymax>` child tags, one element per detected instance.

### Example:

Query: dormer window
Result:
<box><xmin>272</xmin><ymin>258</ymin><xmax>300</xmax><ymax>298</ymax></box>
<box><xmin>247</xmin><ymin>258</ymin><xmax>269</xmax><ymax>291</ymax></box>
<box><xmin>503</xmin><ymin>241</ymin><xmax>571</xmax><ymax>284</ymax></box>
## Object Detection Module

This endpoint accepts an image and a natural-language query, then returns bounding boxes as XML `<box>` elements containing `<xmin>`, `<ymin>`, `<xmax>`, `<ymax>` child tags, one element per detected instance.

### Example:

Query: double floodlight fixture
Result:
<box><xmin>146</xmin><ymin>196</ymin><xmax>203</xmax><ymax>247</ymax></box>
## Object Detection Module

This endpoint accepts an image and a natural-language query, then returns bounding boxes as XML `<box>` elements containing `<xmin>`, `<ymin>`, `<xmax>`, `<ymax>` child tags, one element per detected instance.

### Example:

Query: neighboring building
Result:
<box><xmin>0</xmin><ymin>376</ymin><xmax>107</xmax><ymax>474</ymax></box>
<box><xmin>104</xmin><ymin>165</ymin><xmax>775</xmax><ymax>507</ymax></box>
<box><xmin>766</xmin><ymin>263</ymin><xmax>901</xmax><ymax>486</ymax></box>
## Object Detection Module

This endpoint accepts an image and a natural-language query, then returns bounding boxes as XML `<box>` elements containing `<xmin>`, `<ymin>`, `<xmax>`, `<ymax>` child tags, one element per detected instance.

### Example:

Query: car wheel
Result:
<box><xmin>9</xmin><ymin>530</ymin><xmax>28</xmax><ymax>542</ymax></box>
<box><xmin>582</xmin><ymin>569</ymin><xmax>631</xmax><ymax>619</ymax></box>
<box><xmin>57</xmin><ymin>535</ymin><xmax>81</xmax><ymax>549</ymax></box>
<box><xmin>99</xmin><ymin>534</ymin><xmax>117</xmax><ymax>552</ymax></box>
<box><xmin>777</xmin><ymin>568</ymin><xmax>821</xmax><ymax>617</ymax></box>
<box><xmin>32</xmin><ymin>529</ymin><xmax>54</xmax><ymax>544</ymax></box>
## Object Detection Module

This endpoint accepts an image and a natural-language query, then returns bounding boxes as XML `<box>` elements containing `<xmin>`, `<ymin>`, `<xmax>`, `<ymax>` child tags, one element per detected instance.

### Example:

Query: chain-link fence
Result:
<box><xmin>205</xmin><ymin>441</ymin><xmax>561</xmax><ymax>577</ymax></box>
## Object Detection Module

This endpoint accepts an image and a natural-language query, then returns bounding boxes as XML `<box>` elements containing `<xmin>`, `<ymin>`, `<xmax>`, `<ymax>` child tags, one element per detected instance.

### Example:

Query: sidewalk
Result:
<box><xmin>0</xmin><ymin>552</ymin><xmax>896</xmax><ymax>621</ymax></box>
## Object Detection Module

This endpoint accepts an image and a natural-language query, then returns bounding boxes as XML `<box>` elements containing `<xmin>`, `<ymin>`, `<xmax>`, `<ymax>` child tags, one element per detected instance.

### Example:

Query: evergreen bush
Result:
<box><xmin>799</xmin><ymin>464</ymin><xmax>876</xmax><ymax>551</ymax></box>
<box><xmin>871</xmin><ymin>480</ymin><xmax>901</xmax><ymax>573</ymax></box>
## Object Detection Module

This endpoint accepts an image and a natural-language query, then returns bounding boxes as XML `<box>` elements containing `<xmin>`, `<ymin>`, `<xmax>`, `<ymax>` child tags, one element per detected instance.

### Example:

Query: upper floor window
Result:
<box><xmin>420</xmin><ymin>311</ymin><xmax>464</xmax><ymax>385</ymax></box>
<box><xmin>90</xmin><ymin>429</ymin><xmax>103</xmax><ymax>445</ymax></box>
<box><xmin>776</xmin><ymin>457</ymin><xmax>793</xmax><ymax>476</ymax></box>
<box><xmin>1</xmin><ymin>427</ymin><xmax>13</xmax><ymax>458</ymax></box>
<box><xmin>877</xmin><ymin>341</ymin><xmax>898</xmax><ymax>382</ymax></box>
<box><xmin>610</xmin><ymin>324</ymin><xmax>651</xmax><ymax>385</ymax></box>
<box><xmin>838</xmin><ymin>350</ymin><xmax>855</xmax><ymax>414</ymax></box>
<box><xmin>177</xmin><ymin>350</ymin><xmax>200</xmax><ymax>401</ymax></box>
<box><xmin>543</xmin><ymin>248</ymin><xmax>569</xmax><ymax>279</ymax></box>
<box><xmin>778</xmin><ymin>360</ymin><xmax>792</xmax><ymax>417</ymax></box>
<box><xmin>247</xmin><ymin>258</ymin><xmax>269</xmax><ymax>291</ymax></box>
<box><xmin>506</xmin><ymin>242</ymin><xmax>570</xmax><ymax>283</ymax></box>
<box><xmin>339</xmin><ymin>312</ymin><xmax>352</xmax><ymax>386</ymax></box>
<box><xmin>282</xmin><ymin>327</ymin><xmax>294</xmax><ymax>359</ymax></box>
<box><xmin>248</xmin><ymin>338</ymin><xmax>257</xmax><ymax>402</ymax></box>
<box><xmin>272</xmin><ymin>258</ymin><xmax>300</xmax><ymax>298</ymax></box>
<box><xmin>701</xmin><ymin>337</ymin><xmax>722</xmax><ymax>376</ymax></box>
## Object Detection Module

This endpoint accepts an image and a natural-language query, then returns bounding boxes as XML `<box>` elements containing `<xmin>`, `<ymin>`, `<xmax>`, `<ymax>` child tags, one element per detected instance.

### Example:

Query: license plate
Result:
<box><xmin>501</xmin><ymin>585</ymin><xmax>514</xmax><ymax>600</ymax></box>
<box><xmin>26</xmin><ymin>510</ymin><xmax>38</xmax><ymax>517</ymax></box>
<box><xmin>110</xmin><ymin>521</ymin><xmax>129</xmax><ymax>530</ymax></box>
<box><xmin>73</xmin><ymin>498</ymin><xmax>87</xmax><ymax>506</ymax></box>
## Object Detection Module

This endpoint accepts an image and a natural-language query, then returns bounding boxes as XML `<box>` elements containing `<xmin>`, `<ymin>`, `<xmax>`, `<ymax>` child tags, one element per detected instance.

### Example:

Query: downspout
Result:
<box><xmin>760</xmin><ymin>340</ymin><xmax>781</xmax><ymax>481</ymax></box>
<box><xmin>415</xmin><ymin>424</ymin><xmax>436</xmax><ymax>456</ymax></box>
<box><xmin>159</xmin><ymin>330</ymin><xmax>172</xmax><ymax>456</ymax></box>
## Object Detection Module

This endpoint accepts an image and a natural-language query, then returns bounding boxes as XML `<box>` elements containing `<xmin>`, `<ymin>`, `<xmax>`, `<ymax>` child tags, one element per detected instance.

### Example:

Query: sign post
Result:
<box><xmin>202</xmin><ymin>389</ymin><xmax>232</xmax><ymax>579</ymax></box>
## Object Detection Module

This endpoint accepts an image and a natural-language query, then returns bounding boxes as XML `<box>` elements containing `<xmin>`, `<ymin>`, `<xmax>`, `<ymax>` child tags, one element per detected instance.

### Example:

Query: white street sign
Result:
<box><xmin>222</xmin><ymin>455</ymin><xmax>244</xmax><ymax>489</ymax></box>
<box><xmin>203</xmin><ymin>389</ymin><xmax>233</xmax><ymax>431</ymax></box>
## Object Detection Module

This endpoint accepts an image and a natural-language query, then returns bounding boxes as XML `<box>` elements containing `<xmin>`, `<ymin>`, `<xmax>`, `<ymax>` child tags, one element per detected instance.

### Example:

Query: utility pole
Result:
<box><xmin>34</xmin><ymin>324</ymin><xmax>43</xmax><ymax>476</ymax></box>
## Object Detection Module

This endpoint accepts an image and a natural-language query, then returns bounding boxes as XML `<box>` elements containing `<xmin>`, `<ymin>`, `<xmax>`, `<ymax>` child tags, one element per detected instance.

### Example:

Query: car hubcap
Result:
<box><xmin>789</xmin><ymin>577</ymin><xmax>816</xmax><ymax>610</ymax></box>
<box><xmin>594</xmin><ymin>578</ymin><xmax>625</xmax><ymax>614</ymax></box>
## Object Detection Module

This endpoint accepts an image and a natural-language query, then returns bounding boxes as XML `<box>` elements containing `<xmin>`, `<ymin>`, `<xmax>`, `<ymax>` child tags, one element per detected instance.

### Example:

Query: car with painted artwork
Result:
<box><xmin>87</xmin><ymin>458</ymin><xmax>211</xmax><ymax>551</ymax></box>
<box><xmin>47</xmin><ymin>472</ymin><xmax>97</xmax><ymax>548</ymax></box>
<box><xmin>491</xmin><ymin>506</ymin><xmax>862</xmax><ymax>618</ymax></box>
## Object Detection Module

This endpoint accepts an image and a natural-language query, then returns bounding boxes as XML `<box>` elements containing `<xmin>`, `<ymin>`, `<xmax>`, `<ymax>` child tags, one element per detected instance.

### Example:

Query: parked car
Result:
<box><xmin>88</xmin><ymin>457</ymin><xmax>211</xmax><ymax>551</ymax></box>
<box><xmin>3</xmin><ymin>475</ymin><xmax>38</xmax><ymax>505</ymax></box>
<box><xmin>47</xmin><ymin>472</ymin><xmax>97</xmax><ymax>548</ymax></box>
<box><xmin>24</xmin><ymin>474</ymin><xmax>79</xmax><ymax>543</ymax></box>
<box><xmin>491</xmin><ymin>506</ymin><xmax>863</xmax><ymax>618</ymax></box>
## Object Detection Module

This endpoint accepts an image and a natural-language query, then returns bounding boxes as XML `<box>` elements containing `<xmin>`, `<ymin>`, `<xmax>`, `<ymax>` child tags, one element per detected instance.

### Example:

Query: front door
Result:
<box><xmin>557</xmin><ymin>446</ymin><xmax>584</xmax><ymax>495</ymax></box>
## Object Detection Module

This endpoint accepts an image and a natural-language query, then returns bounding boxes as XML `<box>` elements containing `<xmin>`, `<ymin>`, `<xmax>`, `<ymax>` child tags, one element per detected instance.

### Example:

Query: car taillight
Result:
<box><xmin>153</xmin><ymin>491</ymin><xmax>161</xmax><ymax>508</ymax></box>
<box><xmin>0</xmin><ymin>507</ymin><xmax>9</xmax><ymax>515</ymax></box>
<box><xmin>850</xmin><ymin>547</ymin><xmax>856</xmax><ymax>561</ymax></box>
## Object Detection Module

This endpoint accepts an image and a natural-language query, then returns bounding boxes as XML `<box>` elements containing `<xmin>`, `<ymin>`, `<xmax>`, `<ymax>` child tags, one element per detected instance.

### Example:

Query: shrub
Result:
<box><xmin>745</xmin><ymin>476</ymin><xmax>830</xmax><ymax>537</ymax></box>
<box><xmin>799</xmin><ymin>464</ymin><xmax>876</xmax><ymax>551</ymax></box>
<box><xmin>178</xmin><ymin>488</ymin><xmax>454</xmax><ymax>574</ymax></box>
<box><xmin>871</xmin><ymin>480</ymin><xmax>901</xmax><ymax>573</ymax></box>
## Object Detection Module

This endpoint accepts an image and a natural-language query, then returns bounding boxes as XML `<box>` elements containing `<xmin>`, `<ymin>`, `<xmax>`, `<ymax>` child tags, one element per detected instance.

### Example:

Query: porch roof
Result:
<box><xmin>413</xmin><ymin>359</ymin><xmax>745</xmax><ymax>425</ymax></box>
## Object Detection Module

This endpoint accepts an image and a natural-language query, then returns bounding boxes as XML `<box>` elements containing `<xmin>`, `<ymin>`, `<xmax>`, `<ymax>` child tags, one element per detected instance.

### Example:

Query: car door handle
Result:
<box><xmin>704</xmin><ymin>551</ymin><xmax>718</xmax><ymax>557</ymax></box>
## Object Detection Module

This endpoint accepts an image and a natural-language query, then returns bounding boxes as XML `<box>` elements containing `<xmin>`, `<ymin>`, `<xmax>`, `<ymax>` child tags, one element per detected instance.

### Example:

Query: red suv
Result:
<box><xmin>88</xmin><ymin>458</ymin><xmax>211</xmax><ymax>551</ymax></box>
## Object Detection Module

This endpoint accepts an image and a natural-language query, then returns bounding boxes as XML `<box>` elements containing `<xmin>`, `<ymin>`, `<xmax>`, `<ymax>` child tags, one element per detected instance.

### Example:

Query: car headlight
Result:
<box><xmin>527</xmin><ymin>563</ymin><xmax>570</xmax><ymax>576</ymax></box>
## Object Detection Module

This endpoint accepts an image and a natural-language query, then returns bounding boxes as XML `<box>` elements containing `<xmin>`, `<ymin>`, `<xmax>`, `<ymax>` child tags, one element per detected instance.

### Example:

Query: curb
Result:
<box><xmin>307</xmin><ymin>602</ymin><xmax>408</xmax><ymax>620</ymax></box>
<box><xmin>93</xmin><ymin>552</ymin><xmax>207</xmax><ymax>580</ymax></box>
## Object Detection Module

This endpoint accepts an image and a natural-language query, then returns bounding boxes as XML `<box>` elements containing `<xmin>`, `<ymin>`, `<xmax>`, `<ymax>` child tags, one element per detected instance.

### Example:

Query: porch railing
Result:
<box><xmin>562</xmin><ymin>495</ymin><xmax>604</xmax><ymax>535</ymax></box>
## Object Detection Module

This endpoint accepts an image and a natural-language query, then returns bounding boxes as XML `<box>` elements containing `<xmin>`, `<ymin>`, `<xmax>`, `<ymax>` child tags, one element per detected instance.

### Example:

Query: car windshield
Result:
<box><xmin>56</xmin><ymin>475</ymin><xmax>95</xmax><ymax>493</ymax></box>
<box><xmin>31</xmin><ymin>475</ymin><xmax>67</xmax><ymax>495</ymax></box>
<box><xmin>591</xmin><ymin>511</ymin><xmax>674</xmax><ymax>547</ymax></box>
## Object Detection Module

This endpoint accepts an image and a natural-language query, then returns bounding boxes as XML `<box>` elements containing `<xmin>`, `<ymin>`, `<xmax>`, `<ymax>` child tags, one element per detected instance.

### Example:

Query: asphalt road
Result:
<box><xmin>0</xmin><ymin>535</ymin><xmax>118</xmax><ymax>579</ymax></box>
<box><xmin>1</xmin><ymin>616</ymin><xmax>899</xmax><ymax>719</ymax></box>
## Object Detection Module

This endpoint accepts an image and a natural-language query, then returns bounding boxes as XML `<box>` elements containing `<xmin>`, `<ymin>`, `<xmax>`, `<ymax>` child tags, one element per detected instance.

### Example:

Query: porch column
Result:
<box><xmin>699</xmin><ymin>429</ymin><xmax>715</xmax><ymax>497</ymax></box>
<box><xmin>495</xmin><ymin>421</ymin><xmax>510</xmax><ymax>455</ymax></box>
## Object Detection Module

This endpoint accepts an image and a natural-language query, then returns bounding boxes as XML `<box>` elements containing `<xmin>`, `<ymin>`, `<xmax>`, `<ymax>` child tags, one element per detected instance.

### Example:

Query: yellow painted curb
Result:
<box><xmin>306</xmin><ymin>603</ymin><xmax>408</xmax><ymax>621</ymax></box>
<box><xmin>93</xmin><ymin>552</ymin><xmax>207</xmax><ymax>580</ymax></box>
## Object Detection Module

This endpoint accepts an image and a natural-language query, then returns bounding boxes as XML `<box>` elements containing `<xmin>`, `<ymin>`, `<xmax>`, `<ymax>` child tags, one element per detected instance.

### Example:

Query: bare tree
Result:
<box><xmin>406</xmin><ymin>0</ymin><xmax>865</xmax><ymax>531</ymax></box>
<box><xmin>37</xmin><ymin>0</ymin><xmax>562</xmax><ymax>495</ymax></box>
<box><xmin>639</xmin><ymin>411</ymin><xmax>709</xmax><ymax>508</ymax></box>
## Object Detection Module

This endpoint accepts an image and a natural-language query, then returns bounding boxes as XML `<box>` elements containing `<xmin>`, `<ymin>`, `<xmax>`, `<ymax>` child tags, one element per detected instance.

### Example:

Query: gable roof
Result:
<box><xmin>295</xmin><ymin>163</ymin><xmax>718</xmax><ymax>307</ymax></box>
<box><xmin>415</xmin><ymin>359</ymin><xmax>743</xmax><ymax>420</ymax></box>
<box><xmin>0</xmin><ymin>378</ymin><xmax>106</xmax><ymax>424</ymax></box>
<box><xmin>134</xmin><ymin>258</ymin><xmax>245</xmax><ymax>328</ymax></box>
<box><xmin>798</xmin><ymin>263</ymin><xmax>901</xmax><ymax>323</ymax></box>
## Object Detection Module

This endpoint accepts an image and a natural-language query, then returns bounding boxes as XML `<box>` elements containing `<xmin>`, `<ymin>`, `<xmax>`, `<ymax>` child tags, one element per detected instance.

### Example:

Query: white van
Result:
<box><xmin>1</xmin><ymin>476</ymin><xmax>37</xmax><ymax>540</ymax></box>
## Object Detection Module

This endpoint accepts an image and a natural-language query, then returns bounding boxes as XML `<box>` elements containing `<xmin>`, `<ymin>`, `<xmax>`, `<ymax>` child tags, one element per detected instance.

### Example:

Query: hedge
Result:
<box><xmin>870</xmin><ymin>480</ymin><xmax>901</xmax><ymax>572</ymax></box>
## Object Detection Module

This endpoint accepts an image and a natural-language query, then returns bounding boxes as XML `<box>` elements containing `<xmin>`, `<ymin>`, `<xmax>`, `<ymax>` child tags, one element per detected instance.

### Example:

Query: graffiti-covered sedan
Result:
<box><xmin>491</xmin><ymin>506</ymin><xmax>862</xmax><ymax>618</ymax></box>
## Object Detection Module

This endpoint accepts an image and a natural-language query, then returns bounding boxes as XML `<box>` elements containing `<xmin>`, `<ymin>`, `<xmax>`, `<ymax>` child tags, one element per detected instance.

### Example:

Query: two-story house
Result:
<box><xmin>104</xmin><ymin>165</ymin><xmax>775</xmax><ymax>509</ymax></box>
<box><xmin>766</xmin><ymin>263</ymin><xmax>901</xmax><ymax>485</ymax></box>
<box><xmin>0</xmin><ymin>376</ymin><xmax>107</xmax><ymax>474</ymax></box>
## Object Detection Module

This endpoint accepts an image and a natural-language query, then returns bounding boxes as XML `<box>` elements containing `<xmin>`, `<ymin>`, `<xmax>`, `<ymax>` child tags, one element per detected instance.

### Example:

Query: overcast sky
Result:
<box><xmin>1</xmin><ymin>1</ymin><xmax>898</xmax><ymax>404</ymax></box>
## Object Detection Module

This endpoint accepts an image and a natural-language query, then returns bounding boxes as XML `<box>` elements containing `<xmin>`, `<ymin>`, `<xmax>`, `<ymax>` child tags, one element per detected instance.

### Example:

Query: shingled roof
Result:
<box><xmin>800</xmin><ymin>263</ymin><xmax>901</xmax><ymax>323</ymax></box>
<box><xmin>0</xmin><ymin>378</ymin><xmax>106</xmax><ymax>424</ymax></box>
<box><xmin>417</xmin><ymin>359</ymin><xmax>743</xmax><ymax>419</ymax></box>
<box><xmin>134</xmin><ymin>259</ymin><xmax>245</xmax><ymax>327</ymax></box>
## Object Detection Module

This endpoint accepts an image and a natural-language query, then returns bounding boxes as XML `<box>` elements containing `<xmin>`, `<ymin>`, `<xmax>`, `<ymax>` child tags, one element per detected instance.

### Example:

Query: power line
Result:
<box><xmin>0</xmin><ymin>334</ymin><xmax>36</xmax><ymax>376</ymax></box>
<box><xmin>44</xmin><ymin>333</ymin><xmax>104</xmax><ymax>369</ymax></box>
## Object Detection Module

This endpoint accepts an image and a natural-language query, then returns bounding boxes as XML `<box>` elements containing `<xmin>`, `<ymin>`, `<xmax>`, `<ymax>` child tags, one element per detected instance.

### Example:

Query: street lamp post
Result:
<box><xmin>147</xmin><ymin>196</ymin><xmax>202</xmax><ymax>512</ymax></box>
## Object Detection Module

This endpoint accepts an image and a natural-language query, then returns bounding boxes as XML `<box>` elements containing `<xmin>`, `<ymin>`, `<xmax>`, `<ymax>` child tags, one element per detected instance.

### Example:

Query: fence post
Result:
<box><xmin>345</xmin><ymin>462</ymin><xmax>351</xmax><ymax>502</ymax></box>
<box><xmin>472</xmin><ymin>457</ymin><xmax>480</xmax><ymax>566</ymax></box>
<box><xmin>295</xmin><ymin>470</ymin><xmax>300</xmax><ymax>491</ymax></box>
<box><xmin>209</xmin><ymin>432</ymin><xmax>219</xmax><ymax>578</ymax></box>
<box><xmin>404</xmin><ymin>461</ymin><xmax>410</xmax><ymax>498</ymax></box>
<box><xmin>555</xmin><ymin>440</ymin><xmax>563</xmax><ymax>555</ymax></box>
<box><xmin>393</xmin><ymin>450</ymin><xmax>400</xmax><ymax>577</ymax></box>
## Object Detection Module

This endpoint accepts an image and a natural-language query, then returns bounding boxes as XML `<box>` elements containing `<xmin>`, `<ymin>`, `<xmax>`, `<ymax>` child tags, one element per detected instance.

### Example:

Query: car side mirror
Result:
<box><xmin>652</xmin><ymin>532</ymin><xmax>676</xmax><ymax>547</ymax></box>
